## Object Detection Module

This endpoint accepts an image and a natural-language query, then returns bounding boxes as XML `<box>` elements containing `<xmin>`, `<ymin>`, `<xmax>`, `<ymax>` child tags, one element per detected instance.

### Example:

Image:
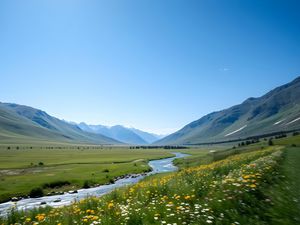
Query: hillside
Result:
<box><xmin>156</xmin><ymin>76</ymin><xmax>300</xmax><ymax>145</ymax></box>
<box><xmin>0</xmin><ymin>103</ymin><xmax>121</xmax><ymax>145</ymax></box>
<box><xmin>129</xmin><ymin>128</ymin><xmax>165</xmax><ymax>143</ymax></box>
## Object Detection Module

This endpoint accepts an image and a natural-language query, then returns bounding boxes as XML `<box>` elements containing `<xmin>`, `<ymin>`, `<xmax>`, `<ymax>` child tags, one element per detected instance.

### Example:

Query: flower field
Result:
<box><xmin>0</xmin><ymin>146</ymin><xmax>291</xmax><ymax>225</ymax></box>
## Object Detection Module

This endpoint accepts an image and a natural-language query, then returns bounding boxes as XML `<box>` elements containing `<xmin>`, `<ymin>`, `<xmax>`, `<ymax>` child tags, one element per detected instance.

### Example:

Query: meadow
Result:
<box><xmin>0</xmin><ymin>147</ymin><xmax>173</xmax><ymax>203</ymax></box>
<box><xmin>0</xmin><ymin>135</ymin><xmax>299</xmax><ymax>224</ymax></box>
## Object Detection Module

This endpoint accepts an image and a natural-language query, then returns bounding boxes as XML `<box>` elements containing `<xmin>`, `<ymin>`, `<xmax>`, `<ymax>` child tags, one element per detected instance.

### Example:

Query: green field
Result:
<box><xmin>263</xmin><ymin>146</ymin><xmax>300</xmax><ymax>224</ymax></box>
<box><xmin>0</xmin><ymin>147</ymin><xmax>173</xmax><ymax>203</ymax></box>
<box><xmin>1</xmin><ymin>135</ymin><xmax>300</xmax><ymax>224</ymax></box>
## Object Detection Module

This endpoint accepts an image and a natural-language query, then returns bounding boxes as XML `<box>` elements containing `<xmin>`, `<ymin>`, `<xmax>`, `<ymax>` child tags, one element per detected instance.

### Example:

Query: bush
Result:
<box><xmin>42</xmin><ymin>180</ymin><xmax>71</xmax><ymax>189</ymax></box>
<box><xmin>29</xmin><ymin>187</ymin><xmax>44</xmax><ymax>198</ymax></box>
<box><xmin>83</xmin><ymin>180</ymin><xmax>91</xmax><ymax>189</ymax></box>
<box><xmin>108</xmin><ymin>178</ymin><xmax>115</xmax><ymax>184</ymax></box>
<box><xmin>102</xmin><ymin>169</ymin><xmax>110</xmax><ymax>173</ymax></box>
<box><xmin>268</xmin><ymin>138</ymin><xmax>274</xmax><ymax>146</ymax></box>
<box><xmin>38</xmin><ymin>162</ymin><xmax>44</xmax><ymax>166</ymax></box>
<box><xmin>293</xmin><ymin>131</ymin><xmax>299</xmax><ymax>136</ymax></box>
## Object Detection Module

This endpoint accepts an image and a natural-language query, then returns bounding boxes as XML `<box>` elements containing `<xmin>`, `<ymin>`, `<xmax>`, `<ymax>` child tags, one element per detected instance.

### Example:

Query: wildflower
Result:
<box><xmin>108</xmin><ymin>202</ymin><xmax>114</xmax><ymax>209</ymax></box>
<box><xmin>243</xmin><ymin>175</ymin><xmax>251</xmax><ymax>179</ymax></box>
<box><xmin>35</xmin><ymin>214</ymin><xmax>45</xmax><ymax>222</ymax></box>
<box><xmin>184</xmin><ymin>195</ymin><xmax>191</xmax><ymax>200</ymax></box>
<box><xmin>175</xmin><ymin>195</ymin><xmax>181</xmax><ymax>200</ymax></box>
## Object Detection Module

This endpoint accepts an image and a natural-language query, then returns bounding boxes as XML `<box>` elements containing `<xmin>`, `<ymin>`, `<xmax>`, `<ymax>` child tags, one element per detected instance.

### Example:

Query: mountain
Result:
<box><xmin>156</xmin><ymin>76</ymin><xmax>300</xmax><ymax>145</ymax></box>
<box><xmin>78</xmin><ymin>123</ymin><xmax>162</xmax><ymax>144</ymax></box>
<box><xmin>0</xmin><ymin>103</ymin><xmax>121</xmax><ymax>145</ymax></box>
<box><xmin>130</xmin><ymin>128</ymin><xmax>165</xmax><ymax>143</ymax></box>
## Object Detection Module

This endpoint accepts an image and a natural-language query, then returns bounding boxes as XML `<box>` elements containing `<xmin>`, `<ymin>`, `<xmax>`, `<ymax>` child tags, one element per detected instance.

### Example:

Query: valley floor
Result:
<box><xmin>0</xmin><ymin>135</ymin><xmax>300</xmax><ymax>224</ymax></box>
<box><xmin>0</xmin><ymin>147</ymin><xmax>173</xmax><ymax>203</ymax></box>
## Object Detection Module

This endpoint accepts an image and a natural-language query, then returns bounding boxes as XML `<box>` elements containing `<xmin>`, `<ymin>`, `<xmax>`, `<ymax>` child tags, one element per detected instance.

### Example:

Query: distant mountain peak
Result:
<box><xmin>77</xmin><ymin>123</ymin><xmax>163</xmax><ymax>145</ymax></box>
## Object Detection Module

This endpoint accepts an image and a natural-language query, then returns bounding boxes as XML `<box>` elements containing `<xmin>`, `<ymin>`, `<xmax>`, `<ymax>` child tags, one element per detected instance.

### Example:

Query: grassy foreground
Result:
<box><xmin>1</xmin><ymin>144</ymin><xmax>299</xmax><ymax>224</ymax></box>
<box><xmin>1</xmin><ymin>134</ymin><xmax>300</xmax><ymax>224</ymax></box>
<box><xmin>0</xmin><ymin>147</ymin><xmax>173</xmax><ymax>203</ymax></box>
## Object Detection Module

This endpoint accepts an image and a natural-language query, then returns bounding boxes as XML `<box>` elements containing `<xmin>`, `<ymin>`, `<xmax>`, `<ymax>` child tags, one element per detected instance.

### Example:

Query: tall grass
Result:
<box><xmin>0</xmin><ymin>147</ymin><xmax>287</xmax><ymax>225</ymax></box>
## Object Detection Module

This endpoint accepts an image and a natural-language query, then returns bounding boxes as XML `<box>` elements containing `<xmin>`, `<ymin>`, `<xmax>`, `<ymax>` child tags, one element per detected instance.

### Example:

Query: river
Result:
<box><xmin>0</xmin><ymin>152</ymin><xmax>189</xmax><ymax>216</ymax></box>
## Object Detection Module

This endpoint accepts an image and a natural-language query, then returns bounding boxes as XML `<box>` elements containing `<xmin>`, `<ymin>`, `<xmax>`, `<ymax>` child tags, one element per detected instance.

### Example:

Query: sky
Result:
<box><xmin>0</xmin><ymin>0</ymin><xmax>300</xmax><ymax>134</ymax></box>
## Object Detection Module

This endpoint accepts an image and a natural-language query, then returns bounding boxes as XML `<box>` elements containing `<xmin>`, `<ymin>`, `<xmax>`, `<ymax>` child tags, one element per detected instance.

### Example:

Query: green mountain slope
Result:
<box><xmin>156</xmin><ymin>76</ymin><xmax>300</xmax><ymax>145</ymax></box>
<box><xmin>0</xmin><ymin>103</ymin><xmax>121</xmax><ymax>145</ymax></box>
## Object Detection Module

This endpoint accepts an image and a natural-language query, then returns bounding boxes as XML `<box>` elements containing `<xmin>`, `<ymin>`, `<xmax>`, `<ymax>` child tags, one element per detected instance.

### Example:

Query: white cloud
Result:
<box><xmin>219</xmin><ymin>68</ymin><xmax>230</xmax><ymax>72</ymax></box>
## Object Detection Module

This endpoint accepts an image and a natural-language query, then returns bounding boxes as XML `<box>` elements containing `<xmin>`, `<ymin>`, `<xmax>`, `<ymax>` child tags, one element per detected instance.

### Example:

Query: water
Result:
<box><xmin>0</xmin><ymin>152</ymin><xmax>189</xmax><ymax>216</ymax></box>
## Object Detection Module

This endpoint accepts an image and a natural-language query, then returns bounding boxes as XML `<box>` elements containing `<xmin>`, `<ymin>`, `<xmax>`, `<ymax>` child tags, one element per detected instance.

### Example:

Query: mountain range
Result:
<box><xmin>156</xmin><ymin>76</ymin><xmax>300</xmax><ymax>145</ymax></box>
<box><xmin>1</xmin><ymin>76</ymin><xmax>299</xmax><ymax>146</ymax></box>
<box><xmin>0</xmin><ymin>103</ymin><xmax>164</xmax><ymax>145</ymax></box>
<box><xmin>0</xmin><ymin>103</ymin><xmax>122</xmax><ymax>145</ymax></box>
<box><xmin>76</xmin><ymin>123</ymin><xmax>163</xmax><ymax>145</ymax></box>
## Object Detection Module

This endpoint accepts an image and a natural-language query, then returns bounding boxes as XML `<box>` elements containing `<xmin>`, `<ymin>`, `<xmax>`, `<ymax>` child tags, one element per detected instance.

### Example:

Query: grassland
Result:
<box><xmin>0</xmin><ymin>147</ymin><xmax>173</xmax><ymax>203</ymax></box>
<box><xmin>1</xmin><ymin>135</ymin><xmax>300</xmax><ymax>224</ymax></box>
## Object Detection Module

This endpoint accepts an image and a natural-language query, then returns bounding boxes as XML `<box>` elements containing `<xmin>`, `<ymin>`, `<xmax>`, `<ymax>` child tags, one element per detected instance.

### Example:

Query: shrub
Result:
<box><xmin>268</xmin><ymin>138</ymin><xmax>274</xmax><ymax>146</ymax></box>
<box><xmin>108</xmin><ymin>178</ymin><xmax>115</xmax><ymax>184</ymax></box>
<box><xmin>42</xmin><ymin>180</ymin><xmax>71</xmax><ymax>189</ymax></box>
<box><xmin>29</xmin><ymin>187</ymin><xmax>44</xmax><ymax>198</ymax></box>
<box><xmin>83</xmin><ymin>180</ymin><xmax>91</xmax><ymax>189</ymax></box>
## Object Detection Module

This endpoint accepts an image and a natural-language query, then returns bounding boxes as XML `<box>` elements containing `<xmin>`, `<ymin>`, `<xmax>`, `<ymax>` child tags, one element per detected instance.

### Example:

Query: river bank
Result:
<box><xmin>0</xmin><ymin>152</ymin><xmax>189</xmax><ymax>216</ymax></box>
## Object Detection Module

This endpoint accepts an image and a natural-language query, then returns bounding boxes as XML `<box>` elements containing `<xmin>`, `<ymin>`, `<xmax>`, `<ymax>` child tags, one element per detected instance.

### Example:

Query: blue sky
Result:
<box><xmin>0</xmin><ymin>0</ymin><xmax>299</xmax><ymax>134</ymax></box>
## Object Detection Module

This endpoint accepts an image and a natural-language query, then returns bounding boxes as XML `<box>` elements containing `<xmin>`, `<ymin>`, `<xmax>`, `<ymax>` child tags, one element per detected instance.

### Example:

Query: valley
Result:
<box><xmin>0</xmin><ymin>77</ymin><xmax>300</xmax><ymax>224</ymax></box>
<box><xmin>1</xmin><ymin>1</ymin><xmax>299</xmax><ymax>223</ymax></box>
<box><xmin>1</xmin><ymin>134</ymin><xmax>299</xmax><ymax>224</ymax></box>
<box><xmin>0</xmin><ymin>147</ymin><xmax>173</xmax><ymax>203</ymax></box>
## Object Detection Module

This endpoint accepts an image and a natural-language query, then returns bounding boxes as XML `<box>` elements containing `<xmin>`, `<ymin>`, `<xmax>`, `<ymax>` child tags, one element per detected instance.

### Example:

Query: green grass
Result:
<box><xmin>174</xmin><ymin>143</ymin><xmax>272</xmax><ymax>169</ymax></box>
<box><xmin>274</xmin><ymin>133</ymin><xmax>300</xmax><ymax>146</ymax></box>
<box><xmin>1</xmin><ymin>135</ymin><xmax>300</xmax><ymax>224</ymax></box>
<box><xmin>0</xmin><ymin>146</ymin><xmax>283</xmax><ymax>224</ymax></box>
<box><xmin>0</xmin><ymin>147</ymin><xmax>172</xmax><ymax>169</ymax></box>
<box><xmin>264</xmin><ymin>146</ymin><xmax>300</xmax><ymax>224</ymax></box>
<box><xmin>0</xmin><ymin>147</ymin><xmax>173</xmax><ymax>203</ymax></box>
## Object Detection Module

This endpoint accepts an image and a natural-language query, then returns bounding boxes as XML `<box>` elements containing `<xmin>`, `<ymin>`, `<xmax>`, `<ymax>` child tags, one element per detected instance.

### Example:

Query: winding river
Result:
<box><xmin>0</xmin><ymin>152</ymin><xmax>189</xmax><ymax>216</ymax></box>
